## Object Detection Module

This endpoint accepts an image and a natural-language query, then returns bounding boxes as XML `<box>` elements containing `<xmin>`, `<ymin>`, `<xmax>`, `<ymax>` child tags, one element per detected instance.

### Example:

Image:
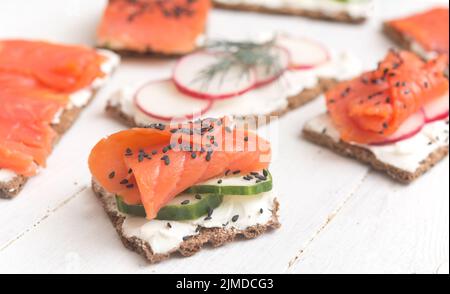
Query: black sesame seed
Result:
<box><xmin>191</xmin><ymin>152</ymin><xmax>197</xmax><ymax>159</ymax></box>
<box><xmin>108</xmin><ymin>171</ymin><xmax>115</xmax><ymax>179</ymax></box>
<box><xmin>217</xmin><ymin>179</ymin><xmax>223</xmax><ymax>184</ymax></box>
<box><xmin>260</xmin><ymin>208</ymin><xmax>264</xmax><ymax>214</ymax></box>
<box><xmin>128</xmin><ymin>168</ymin><xmax>133</xmax><ymax>174</ymax></box>
<box><xmin>181</xmin><ymin>200</ymin><xmax>190</xmax><ymax>205</ymax></box>
<box><xmin>205</xmin><ymin>151</ymin><xmax>212</xmax><ymax>162</ymax></box>
<box><xmin>225</xmin><ymin>169</ymin><xmax>231</xmax><ymax>176</ymax></box>
<box><xmin>263</xmin><ymin>169</ymin><xmax>269</xmax><ymax>177</ymax></box>
<box><xmin>195</xmin><ymin>194</ymin><xmax>202</xmax><ymax>200</ymax></box>
<box><xmin>120</xmin><ymin>179</ymin><xmax>129</xmax><ymax>185</ymax></box>
<box><xmin>126</xmin><ymin>184</ymin><xmax>134</xmax><ymax>189</ymax></box>
<box><xmin>231</xmin><ymin>215</ymin><xmax>239</xmax><ymax>222</ymax></box>
<box><xmin>167</xmin><ymin>223</ymin><xmax>172</xmax><ymax>228</ymax></box>
<box><xmin>244</xmin><ymin>136</ymin><xmax>249</xmax><ymax>142</ymax></box>
<box><xmin>233</xmin><ymin>170</ymin><xmax>241</xmax><ymax>175</ymax></box>
<box><xmin>161</xmin><ymin>155</ymin><xmax>170</xmax><ymax>166</ymax></box>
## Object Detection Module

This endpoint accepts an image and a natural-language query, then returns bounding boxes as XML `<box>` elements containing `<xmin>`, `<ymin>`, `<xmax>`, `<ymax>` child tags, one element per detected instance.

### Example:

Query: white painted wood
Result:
<box><xmin>0</xmin><ymin>0</ymin><xmax>448</xmax><ymax>274</ymax></box>
<box><xmin>289</xmin><ymin>160</ymin><xmax>449</xmax><ymax>274</ymax></box>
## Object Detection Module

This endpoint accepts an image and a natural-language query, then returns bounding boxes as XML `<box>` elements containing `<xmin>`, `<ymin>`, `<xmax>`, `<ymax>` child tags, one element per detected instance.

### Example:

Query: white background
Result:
<box><xmin>0</xmin><ymin>0</ymin><xmax>448</xmax><ymax>274</ymax></box>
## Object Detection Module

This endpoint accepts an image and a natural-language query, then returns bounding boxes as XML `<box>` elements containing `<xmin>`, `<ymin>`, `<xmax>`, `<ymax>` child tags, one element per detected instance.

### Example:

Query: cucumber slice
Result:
<box><xmin>115</xmin><ymin>193</ymin><xmax>224</xmax><ymax>220</ymax></box>
<box><xmin>185</xmin><ymin>170</ymin><xmax>273</xmax><ymax>196</ymax></box>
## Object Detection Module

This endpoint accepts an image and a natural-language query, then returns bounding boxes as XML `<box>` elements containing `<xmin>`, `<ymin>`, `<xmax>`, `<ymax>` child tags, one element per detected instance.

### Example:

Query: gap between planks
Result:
<box><xmin>285</xmin><ymin>170</ymin><xmax>371</xmax><ymax>271</ymax></box>
<box><xmin>0</xmin><ymin>186</ymin><xmax>88</xmax><ymax>253</ymax></box>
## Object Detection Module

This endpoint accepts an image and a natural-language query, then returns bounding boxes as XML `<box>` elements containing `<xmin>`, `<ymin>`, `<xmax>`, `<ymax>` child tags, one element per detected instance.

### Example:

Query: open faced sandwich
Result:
<box><xmin>303</xmin><ymin>50</ymin><xmax>449</xmax><ymax>183</ymax></box>
<box><xmin>0</xmin><ymin>40</ymin><xmax>119</xmax><ymax>198</ymax></box>
<box><xmin>89</xmin><ymin>117</ymin><xmax>279</xmax><ymax>263</ymax></box>
<box><xmin>384</xmin><ymin>7</ymin><xmax>449</xmax><ymax>62</ymax></box>
<box><xmin>107</xmin><ymin>34</ymin><xmax>360</xmax><ymax>126</ymax></box>
<box><xmin>97</xmin><ymin>0</ymin><xmax>211</xmax><ymax>56</ymax></box>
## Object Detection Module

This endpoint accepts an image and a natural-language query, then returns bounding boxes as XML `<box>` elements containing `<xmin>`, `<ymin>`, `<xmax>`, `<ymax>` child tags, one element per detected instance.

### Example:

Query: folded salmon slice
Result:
<box><xmin>326</xmin><ymin>50</ymin><xmax>449</xmax><ymax>144</ymax></box>
<box><xmin>0</xmin><ymin>40</ymin><xmax>105</xmax><ymax>93</ymax></box>
<box><xmin>97</xmin><ymin>0</ymin><xmax>211</xmax><ymax>55</ymax></box>
<box><xmin>89</xmin><ymin>119</ymin><xmax>271</xmax><ymax>219</ymax></box>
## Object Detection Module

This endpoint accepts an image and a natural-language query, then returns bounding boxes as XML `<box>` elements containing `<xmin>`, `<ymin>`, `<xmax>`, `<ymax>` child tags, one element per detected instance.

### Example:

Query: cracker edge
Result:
<box><xmin>213</xmin><ymin>1</ymin><xmax>367</xmax><ymax>24</ymax></box>
<box><xmin>302</xmin><ymin>126</ymin><xmax>449</xmax><ymax>183</ymax></box>
<box><xmin>92</xmin><ymin>179</ymin><xmax>281</xmax><ymax>264</ymax></box>
<box><xmin>383</xmin><ymin>21</ymin><xmax>416</xmax><ymax>51</ymax></box>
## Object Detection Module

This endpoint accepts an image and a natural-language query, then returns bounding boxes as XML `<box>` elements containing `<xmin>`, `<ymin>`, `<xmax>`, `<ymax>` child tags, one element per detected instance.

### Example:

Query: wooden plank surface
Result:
<box><xmin>0</xmin><ymin>0</ymin><xmax>448</xmax><ymax>274</ymax></box>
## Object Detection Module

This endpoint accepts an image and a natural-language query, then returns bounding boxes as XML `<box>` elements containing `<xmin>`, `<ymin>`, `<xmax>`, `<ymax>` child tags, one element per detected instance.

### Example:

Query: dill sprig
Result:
<box><xmin>192</xmin><ymin>39</ymin><xmax>284</xmax><ymax>89</ymax></box>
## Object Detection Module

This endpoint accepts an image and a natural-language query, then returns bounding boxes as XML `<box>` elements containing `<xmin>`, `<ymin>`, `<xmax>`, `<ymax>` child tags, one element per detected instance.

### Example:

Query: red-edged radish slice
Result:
<box><xmin>134</xmin><ymin>79</ymin><xmax>213</xmax><ymax>122</ymax></box>
<box><xmin>254</xmin><ymin>46</ymin><xmax>291</xmax><ymax>87</ymax></box>
<box><xmin>370</xmin><ymin>110</ymin><xmax>426</xmax><ymax>146</ymax></box>
<box><xmin>276</xmin><ymin>35</ymin><xmax>330</xmax><ymax>70</ymax></box>
<box><xmin>173</xmin><ymin>51</ymin><xmax>256</xmax><ymax>100</ymax></box>
<box><xmin>423</xmin><ymin>94</ymin><xmax>449</xmax><ymax>123</ymax></box>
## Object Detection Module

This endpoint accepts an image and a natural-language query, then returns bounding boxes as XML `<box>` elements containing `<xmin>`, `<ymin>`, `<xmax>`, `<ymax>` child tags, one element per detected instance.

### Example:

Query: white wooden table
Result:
<box><xmin>0</xmin><ymin>0</ymin><xmax>448</xmax><ymax>274</ymax></box>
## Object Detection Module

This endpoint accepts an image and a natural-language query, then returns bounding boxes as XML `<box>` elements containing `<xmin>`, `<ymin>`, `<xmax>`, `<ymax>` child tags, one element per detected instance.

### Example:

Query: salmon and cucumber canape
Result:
<box><xmin>0</xmin><ymin>40</ymin><xmax>120</xmax><ymax>199</ymax></box>
<box><xmin>97</xmin><ymin>0</ymin><xmax>211</xmax><ymax>55</ymax></box>
<box><xmin>107</xmin><ymin>34</ymin><xmax>360</xmax><ymax>126</ymax></box>
<box><xmin>384</xmin><ymin>7</ymin><xmax>449</xmax><ymax>61</ymax></box>
<box><xmin>303</xmin><ymin>50</ymin><xmax>449</xmax><ymax>183</ymax></box>
<box><xmin>89</xmin><ymin>118</ymin><xmax>279</xmax><ymax>263</ymax></box>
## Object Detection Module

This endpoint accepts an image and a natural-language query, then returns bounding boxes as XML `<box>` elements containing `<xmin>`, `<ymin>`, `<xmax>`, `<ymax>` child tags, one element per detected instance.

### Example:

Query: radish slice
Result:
<box><xmin>423</xmin><ymin>94</ymin><xmax>449</xmax><ymax>123</ymax></box>
<box><xmin>276</xmin><ymin>35</ymin><xmax>330</xmax><ymax>70</ymax></box>
<box><xmin>173</xmin><ymin>51</ymin><xmax>256</xmax><ymax>100</ymax></box>
<box><xmin>370</xmin><ymin>110</ymin><xmax>426</xmax><ymax>146</ymax></box>
<box><xmin>134</xmin><ymin>79</ymin><xmax>213</xmax><ymax>122</ymax></box>
<box><xmin>254</xmin><ymin>46</ymin><xmax>291</xmax><ymax>87</ymax></box>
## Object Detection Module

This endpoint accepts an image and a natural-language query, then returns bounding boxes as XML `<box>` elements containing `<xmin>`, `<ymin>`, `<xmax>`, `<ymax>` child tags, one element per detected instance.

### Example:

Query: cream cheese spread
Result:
<box><xmin>122</xmin><ymin>191</ymin><xmax>276</xmax><ymax>254</ymax></box>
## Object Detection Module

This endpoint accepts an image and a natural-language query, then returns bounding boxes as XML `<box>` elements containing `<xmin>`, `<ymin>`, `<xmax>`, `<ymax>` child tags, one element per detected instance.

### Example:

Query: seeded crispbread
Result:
<box><xmin>106</xmin><ymin>78</ymin><xmax>338</xmax><ymax>127</ymax></box>
<box><xmin>92</xmin><ymin>179</ymin><xmax>280</xmax><ymax>264</ymax></box>
<box><xmin>302</xmin><ymin>126</ymin><xmax>449</xmax><ymax>183</ymax></box>
<box><xmin>0</xmin><ymin>56</ymin><xmax>119</xmax><ymax>199</ymax></box>
<box><xmin>213</xmin><ymin>1</ymin><xmax>367</xmax><ymax>24</ymax></box>
<box><xmin>383</xmin><ymin>21</ymin><xmax>425</xmax><ymax>55</ymax></box>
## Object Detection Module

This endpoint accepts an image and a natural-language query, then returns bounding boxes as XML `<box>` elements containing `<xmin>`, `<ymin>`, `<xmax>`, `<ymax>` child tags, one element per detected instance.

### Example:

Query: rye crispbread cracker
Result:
<box><xmin>92</xmin><ymin>179</ymin><xmax>280</xmax><ymax>264</ymax></box>
<box><xmin>213</xmin><ymin>1</ymin><xmax>367</xmax><ymax>24</ymax></box>
<box><xmin>0</xmin><ymin>55</ymin><xmax>119</xmax><ymax>199</ymax></box>
<box><xmin>105</xmin><ymin>78</ymin><xmax>338</xmax><ymax>127</ymax></box>
<box><xmin>302</xmin><ymin>126</ymin><xmax>449</xmax><ymax>183</ymax></box>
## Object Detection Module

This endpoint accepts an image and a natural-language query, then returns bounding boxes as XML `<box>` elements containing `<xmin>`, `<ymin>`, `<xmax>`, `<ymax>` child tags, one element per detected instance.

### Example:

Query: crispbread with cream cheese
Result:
<box><xmin>92</xmin><ymin>178</ymin><xmax>280</xmax><ymax>264</ymax></box>
<box><xmin>213</xmin><ymin>0</ymin><xmax>369</xmax><ymax>23</ymax></box>
<box><xmin>302</xmin><ymin>115</ymin><xmax>449</xmax><ymax>183</ymax></box>
<box><xmin>106</xmin><ymin>78</ymin><xmax>338</xmax><ymax>127</ymax></box>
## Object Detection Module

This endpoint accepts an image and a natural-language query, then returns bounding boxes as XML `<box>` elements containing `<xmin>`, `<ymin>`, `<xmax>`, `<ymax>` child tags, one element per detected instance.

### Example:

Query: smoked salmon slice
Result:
<box><xmin>386</xmin><ymin>7</ymin><xmax>449</xmax><ymax>58</ymax></box>
<box><xmin>326</xmin><ymin>50</ymin><xmax>449</xmax><ymax>144</ymax></box>
<box><xmin>0</xmin><ymin>40</ymin><xmax>107</xmax><ymax>177</ymax></box>
<box><xmin>0</xmin><ymin>40</ymin><xmax>105</xmax><ymax>93</ymax></box>
<box><xmin>97</xmin><ymin>0</ymin><xmax>211</xmax><ymax>55</ymax></box>
<box><xmin>89</xmin><ymin>119</ymin><xmax>271</xmax><ymax>219</ymax></box>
